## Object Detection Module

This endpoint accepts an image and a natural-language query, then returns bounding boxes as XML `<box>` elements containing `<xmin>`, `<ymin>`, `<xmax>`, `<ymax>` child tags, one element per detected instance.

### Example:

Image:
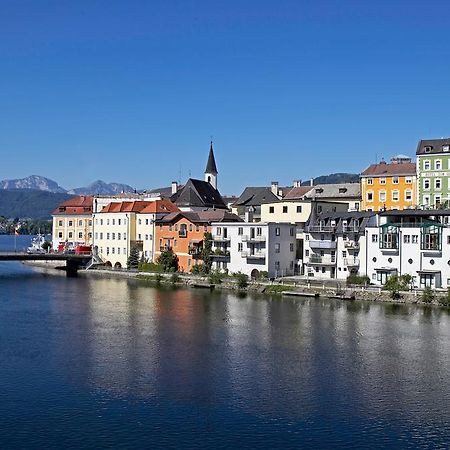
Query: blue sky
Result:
<box><xmin>1</xmin><ymin>0</ymin><xmax>450</xmax><ymax>195</ymax></box>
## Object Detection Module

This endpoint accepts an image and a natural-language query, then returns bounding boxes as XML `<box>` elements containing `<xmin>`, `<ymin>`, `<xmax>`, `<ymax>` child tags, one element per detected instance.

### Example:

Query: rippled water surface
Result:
<box><xmin>1</xmin><ymin>237</ymin><xmax>450</xmax><ymax>448</ymax></box>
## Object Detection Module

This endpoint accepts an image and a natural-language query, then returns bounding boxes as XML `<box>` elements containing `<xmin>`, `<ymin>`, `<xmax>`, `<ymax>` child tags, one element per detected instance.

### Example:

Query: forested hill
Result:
<box><xmin>0</xmin><ymin>190</ymin><xmax>74</xmax><ymax>219</ymax></box>
<box><xmin>301</xmin><ymin>173</ymin><xmax>360</xmax><ymax>185</ymax></box>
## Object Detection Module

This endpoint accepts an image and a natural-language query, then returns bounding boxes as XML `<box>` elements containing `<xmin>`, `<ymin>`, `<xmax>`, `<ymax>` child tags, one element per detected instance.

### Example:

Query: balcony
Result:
<box><xmin>344</xmin><ymin>258</ymin><xmax>360</xmax><ymax>267</ymax></box>
<box><xmin>306</xmin><ymin>225</ymin><xmax>336</xmax><ymax>233</ymax></box>
<box><xmin>308</xmin><ymin>255</ymin><xmax>336</xmax><ymax>265</ymax></box>
<box><xmin>309</xmin><ymin>240</ymin><xmax>337</xmax><ymax>249</ymax></box>
<box><xmin>159</xmin><ymin>245</ymin><xmax>172</xmax><ymax>252</ymax></box>
<box><xmin>342</xmin><ymin>226</ymin><xmax>360</xmax><ymax>233</ymax></box>
<box><xmin>188</xmin><ymin>246</ymin><xmax>202</xmax><ymax>257</ymax></box>
<box><xmin>211</xmin><ymin>251</ymin><xmax>230</xmax><ymax>261</ymax></box>
<box><xmin>247</xmin><ymin>251</ymin><xmax>266</xmax><ymax>259</ymax></box>
<box><xmin>242</xmin><ymin>235</ymin><xmax>266</xmax><ymax>243</ymax></box>
<box><xmin>212</xmin><ymin>234</ymin><xmax>230</xmax><ymax>242</ymax></box>
<box><xmin>344</xmin><ymin>241</ymin><xmax>360</xmax><ymax>249</ymax></box>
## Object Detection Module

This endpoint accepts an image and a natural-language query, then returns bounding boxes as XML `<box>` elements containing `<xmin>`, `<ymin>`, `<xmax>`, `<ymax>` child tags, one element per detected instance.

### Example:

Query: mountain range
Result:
<box><xmin>0</xmin><ymin>175</ymin><xmax>135</xmax><ymax>195</ymax></box>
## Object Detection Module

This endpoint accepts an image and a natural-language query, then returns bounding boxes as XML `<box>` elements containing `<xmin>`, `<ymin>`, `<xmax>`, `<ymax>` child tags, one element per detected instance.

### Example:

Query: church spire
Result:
<box><xmin>205</xmin><ymin>141</ymin><xmax>218</xmax><ymax>189</ymax></box>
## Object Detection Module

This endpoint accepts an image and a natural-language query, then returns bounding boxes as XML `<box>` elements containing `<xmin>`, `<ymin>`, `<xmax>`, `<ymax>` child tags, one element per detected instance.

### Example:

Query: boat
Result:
<box><xmin>26</xmin><ymin>233</ymin><xmax>47</xmax><ymax>254</ymax></box>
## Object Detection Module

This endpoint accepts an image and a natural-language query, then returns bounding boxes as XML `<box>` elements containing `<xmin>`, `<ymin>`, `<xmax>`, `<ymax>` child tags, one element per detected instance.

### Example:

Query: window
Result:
<box><xmin>424</xmin><ymin>146</ymin><xmax>432</xmax><ymax>153</ymax></box>
<box><xmin>196</xmin><ymin>225</ymin><xmax>199</xmax><ymax>232</ymax></box>
<box><xmin>106</xmin><ymin>219</ymin><xmax>109</xmax><ymax>226</ymax></box>
<box><xmin>112</xmin><ymin>247</ymin><xmax>115</xmax><ymax>254</ymax></box>
<box><xmin>238</xmin><ymin>243</ymin><xmax>243</xmax><ymax>252</ymax></box>
<box><xmin>256</xmin><ymin>227</ymin><xmax>262</xmax><ymax>236</ymax></box>
<box><xmin>275</xmin><ymin>243</ymin><xmax>280</xmax><ymax>253</ymax></box>
<box><xmin>95</xmin><ymin>232</ymin><xmax>98</xmax><ymax>240</ymax></box>
<box><xmin>68</xmin><ymin>220</ymin><xmax>73</xmax><ymax>227</ymax></box>
<box><xmin>282</xmin><ymin>206</ymin><xmax>288</xmax><ymax>213</ymax></box>
<box><xmin>269</xmin><ymin>206</ymin><xmax>274</xmax><ymax>213</ymax></box>
<box><xmin>275</xmin><ymin>261</ymin><xmax>280</xmax><ymax>271</ymax></box>
<box><xmin>423</xmin><ymin>195</ymin><xmax>430</xmax><ymax>206</ymax></box>
<box><xmin>238</xmin><ymin>227</ymin><xmax>243</xmax><ymax>235</ymax></box>
<box><xmin>367</xmin><ymin>178</ymin><xmax>373</xmax><ymax>185</ymax></box>
<box><xmin>424</xmin><ymin>179</ymin><xmax>430</xmax><ymax>190</ymax></box>
<box><xmin>412</xmin><ymin>235</ymin><xmax>418</xmax><ymax>244</ymax></box>
<box><xmin>275</xmin><ymin>227</ymin><xmax>280</xmax><ymax>236</ymax></box>
<box><xmin>405</xmin><ymin>190</ymin><xmax>412</xmax><ymax>202</ymax></box>
<box><xmin>107</xmin><ymin>233</ymin><xmax>110</xmax><ymax>239</ymax></box>
<box><xmin>189</xmin><ymin>224</ymin><xmax>193</xmax><ymax>231</ymax></box>
<box><xmin>112</xmin><ymin>219</ymin><xmax>115</xmax><ymax>226</ymax></box>
<box><xmin>78</xmin><ymin>220</ymin><xmax>82</xmax><ymax>226</ymax></box>
<box><xmin>405</xmin><ymin>177</ymin><xmax>413</xmax><ymax>184</ymax></box>
<box><xmin>372</xmin><ymin>234</ymin><xmax>378</xmax><ymax>243</ymax></box>
<box><xmin>100</xmin><ymin>232</ymin><xmax>103</xmax><ymax>239</ymax></box>
<box><xmin>380</xmin><ymin>177</ymin><xmax>386</xmax><ymax>185</ymax></box>
<box><xmin>342</xmin><ymin>251</ymin><xmax>347</xmax><ymax>258</ymax></box>
<box><xmin>296</xmin><ymin>205</ymin><xmax>302</xmax><ymax>213</ymax></box>
<box><xmin>305</xmin><ymin>234</ymin><xmax>309</xmax><ymax>240</ymax></box>
<box><xmin>444</xmin><ymin>145</ymin><xmax>450</xmax><ymax>152</ymax></box>
<box><xmin>100</xmin><ymin>219</ymin><xmax>103</xmax><ymax>226</ymax></box>
<box><xmin>290</xmin><ymin>227</ymin><xmax>294</xmax><ymax>236</ymax></box>
<box><xmin>138</xmin><ymin>219</ymin><xmax>141</xmax><ymax>225</ymax></box>
<box><xmin>68</xmin><ymin>232</ymin><xmax>73</xmax><ymax>239</ymax></box>
<box><xmin>112</xmin><ymin>233</ymin><xmax>115</xmax><ymax>240</ymax></box>
<box><xmin>305</xmin><ymin>250</ymin><xmax>309</xmax><ymax>257</ymax></box>
<box><xmin>392</xmin><ymin>190</ymin><xmax>399</xmax><ymax>202</ymax></box>
<box><xmin>118</xmin><ymin>233</ymin><xmax>121</xmax><ymax>240</ymax></box>
<box><xmin>118</xmin><ymin>248</ymin><xmax>121</xmax><ymax>254</ymax></box>
<box><xmin>447</xmin><ymin>236</ymin><xmax>450</xmax><ymax>245</ymax></box>
<box><xmin>77</xmin><ymin>232</ymin><xmax>82</xmax><ymax>239</ymax></box>
<box><xmin>367</xmin><ymin>191</ymin><xmax>373</xmax><ymax>202</ymax></box>
<box><xmin>58</xmin><ymin>220</ymin><xmax>63</xmax><ymax>226</ymax></box>
<box><xmin>175</xmin><ymin>224</ymin><xmax>178</xmax><ymax>231</ymax></box>
<box><xmin>145</xmin><ymin>235</ymin><xmax>148</xmax><ymax>240</ymax></box>
<box><xmin>392</xmin><ymin>177</ymin><xmax>399</xmax><ymax>184</ymax></box>
<box><xmin>124</xmin><ymin>233</ymin><xmax>126</xmax><ymax>240</ymax></box>
<box><xmin>404</xmin><ymin>235</ymin><xmax>410</xmax><ymax>244</ymax></box>
<box><xmin>216</xmin><ymin>227</ymin><xmax>222</xmax><ymax>235</ymax></box>
<box><xmin>435</xmin><ymin>195</ymin><xmax>441</xmax><ymax>206</ymax></box>
<box><xmin>118</xmin><ymin>219</ymin><xmax>121</xmax><ymax>225</ymax></box>
<box><xmin>169</xmin><ymin>225</ymin><xmax>172</xmax><ymax>231</ymax></box>
<box><xmin>435</xmin><ymin>160</ymin><xmax>442</xmax><ymax>170</ymax></box>
<box><xmin>379</xmin><ymin>191</ymin><xmax>386</xmax><ymax>202</ymax></box>
<box><xmin>58</xmin><ymin>232</ymin><xmax>63</xmax><ymax>238</ymax></box>
<box><xmin>435</xmin><ymin>179</ymin><xmax>441</xmax><ymax>190</ymax></box>
<box><xmin>424</xmin><ymin>160</ymin><xmax>431</xmax><ymax>170</ymax></box>
<box><xmin>290</xmin><ymin>243</ymin><xmax>294</xmax><ymax>252</ymax></box>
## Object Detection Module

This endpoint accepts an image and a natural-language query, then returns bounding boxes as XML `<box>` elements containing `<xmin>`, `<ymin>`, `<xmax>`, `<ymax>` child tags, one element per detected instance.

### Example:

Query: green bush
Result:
<box><xmin>384</xmin><ymin>274</ymin><xmax>412</xmax><ymax>299</ymax></box>
<box><xmin>233</xmin><ymin>272</ymin><xmax>248</xmax><ymax>289</ymax></box>
<box><xmin>346</xmin><ymin>274</ymin><xmax>370</xmax><ymax>285</ymax></box>
<box><xmin>265</xmin><ymin>284</ymin><xmax>293</xmax><ymax>294</ymax></box>
<box><xmin>127</xmin><ymin>246</ymin><xmax>140</xmax><ymax>270</ymax></box>
<box><xmin>438</xmin><ymin>289</ymin><xmax>450</xmax><ymax>306</ymax></box>
<box><xmin>139</xmin><ymin>262</ymin><xmax>163</xmax><ymax>273</ymax></box>
<box><xmin>170</xmin><ymin>273</ymin><xmax>180</xmax><ymax>284</ymax></box>
<box><xmin>208</xmin><ymin>270</ymin><xmax>224</xmax><ymax>285</ymax></box>
<box><xmin>191</xmin><ymin>264</ymin><xmax>204</xmax><ymax>274</ymax></box>
<box><xmin>157</xmin><ymin>249</ymin><xmax>179</xmax><ymax>272</ymax></box>
<box><xmin>422</xmin><ymin>287</ymin><xmax>434</xmax><ymax>304</ymax></box>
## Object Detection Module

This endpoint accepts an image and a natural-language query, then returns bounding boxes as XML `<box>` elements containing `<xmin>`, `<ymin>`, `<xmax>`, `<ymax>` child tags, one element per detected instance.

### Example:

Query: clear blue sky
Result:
<box><xmin>1</xmin><ymin>0</ymin><xmax>450</xmax><ymax>195</ymax></box>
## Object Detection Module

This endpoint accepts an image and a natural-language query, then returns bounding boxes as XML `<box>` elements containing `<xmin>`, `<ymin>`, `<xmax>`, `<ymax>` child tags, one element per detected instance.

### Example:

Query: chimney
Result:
<box><xmin>271</xmin><ymin>181</ymin><xmax>279</xmax><ymax>196</ymax></box>
<box><xmin>244</xmin><ymin>206</ymin><xmax>254</xmax><ymax>223</ymax></box>
<box><xmin>310</xmin><ymin>178</ymin><xmax>314</xmax><ymax>186</ymax></box>
<box><xmin>294</xmin><ymin>179</ymin><xmax>302</xmax><ymax>188</ymax></box>
<box><xmin>171</xmin><ymin>181</ymin><xmax>178</xmax><ymax>195</ymax></box>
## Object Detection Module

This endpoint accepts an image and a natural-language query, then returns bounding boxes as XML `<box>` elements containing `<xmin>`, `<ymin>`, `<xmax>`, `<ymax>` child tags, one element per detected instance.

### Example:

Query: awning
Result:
<box><xmin>416</xmin><ymin>270</ymin><xmax>441</xmax><ymax>274</ymax></box>
<box><xmin>374</xmin><ymin>267</ymin><xmax>398</xmax><ymax>272</ymax></box>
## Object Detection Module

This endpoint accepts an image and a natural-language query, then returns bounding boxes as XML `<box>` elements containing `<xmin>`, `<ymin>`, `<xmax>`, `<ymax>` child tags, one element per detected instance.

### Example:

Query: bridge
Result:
<box><xmin>0</xmin><ymin>252</ymin><xmax>93</xmax><ymax>276</ymax></box>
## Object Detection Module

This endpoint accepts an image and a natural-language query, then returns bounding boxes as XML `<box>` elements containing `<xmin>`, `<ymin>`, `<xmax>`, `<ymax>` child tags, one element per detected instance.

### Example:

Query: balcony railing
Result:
<box><xmin>212</xmin><ymin>234</ymin><xmax>230</xmax><ymax>242</ymax></box>
<box><xmin>241</xmin><ymin>235</ymin><xmax>266</xmax><ymax>242</ymax></box>
<box><xmin>247</xmin><ymin>251</ymin><xmax>266</xmax><ymax>259</ymax></box>
<box><xmin>306</xmin><ymin>225</ymin><xmax>336</xmax><ymax>233</ymax></box>
<box><xmin>344</xmin><ymin>258</ymin><xmax>360</xmax><ymax>266</ymax></box>
<box><xmin>309</xmin><ymin>240</ymin><xmax>337</xmax><ymax>249</ymax></box>
<box><xmin>211</xmin><ymin>251</ymin><xmax>231</xmax><ymax>261</ymax></box>
<box><xmin>159</xmin><ymin>245</ymin><xmax>172</xmax><ymax>252</ymax></box>
<box><xmin>344</xmin><ymin>241</ymin><xmax>360</xmax><ymax>249</ymax></box>
<box><xmin>188</xmin><ymin>247</ymin><xmax>202</xmax><ymax>256</ymax></box>
<box><xmin>308</xmin><ymin>255</ymin><xmax>336</xmax><ymax>265</ymax></box>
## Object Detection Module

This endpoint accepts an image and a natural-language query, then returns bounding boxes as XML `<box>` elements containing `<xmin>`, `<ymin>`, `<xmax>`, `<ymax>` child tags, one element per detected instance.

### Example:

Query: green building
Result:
<box><xmin>416</xmin><ymin>138</ymin><xmax>450</xmax><ymax>208</ymax></box>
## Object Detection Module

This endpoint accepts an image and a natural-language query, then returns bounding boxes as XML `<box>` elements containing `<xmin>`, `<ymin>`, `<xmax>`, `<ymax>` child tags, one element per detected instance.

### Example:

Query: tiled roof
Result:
<box><xmin>157</xmin><ymin>210</ymin><xmax>241</xmax><ymax>225</ymax></box>
<box><xmin>361</xmin><ymin>162</ymin><xmax>416</xmax><ymax>177</ymax></box>
<box><xmin>140</xmin><ymin>200</ymin><xmax>180</xmax><ymax>214</ymax></box>
<box><xmin>100</xmin><ymin>201</ymin><xmax>153</xmax><ymax>213</ymax></box>
<box><xmin>171</xmin><ymin>178</ymin><xmax>226</xmax><ymax>209</ymax></box>
<box><xmin>283</xmin><ymin>186</ymin><xmax>314</xmax><ymax>200</ymax></box>
<box><xmin>234</xmin><ymin>187</ymin><xmax>280</xmax><ymax>206</ymax></box>
<box><xmin>52</xmin><ymin>195</ymin><xmax>94</xmax><ymax>215</ymax></box>
<box><xmin>416</xmin><ymin>138</ymin><xmax>450</xmax><ymax>155</ymax></box>
<box><xmin>305</xmin><ymin>183</ymin><xmax>361</xmax><ymax>199</ymax></box>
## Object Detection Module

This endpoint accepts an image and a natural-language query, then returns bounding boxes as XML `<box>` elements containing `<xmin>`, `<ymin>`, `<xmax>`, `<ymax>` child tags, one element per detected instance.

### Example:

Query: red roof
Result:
<box><xmin>100</xmin><ymin>201</ymin><xmax>152</xmax><ymax>213</ymax></box>
<box><xmin>361</xmin><ymin>162</ymin><xmax>416</xmax><ymax>177</ymax></box>
<box><xmin>140</xmin><ymin>199</ymin><xmax>180</xmax><ymax>214</ymax></box>
<box><xmin>52</xmin><ymin>195</ymin><xmax>94</xmax><ymax>215</ymax></box>
<box><xmin>283</xmin><ymin>186</ymin><xmax>313</xmax><ymax>200</ymax></box>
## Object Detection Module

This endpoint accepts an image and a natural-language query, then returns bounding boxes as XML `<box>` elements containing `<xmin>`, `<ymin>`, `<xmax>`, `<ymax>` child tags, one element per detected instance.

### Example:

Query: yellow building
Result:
<box><xmin>360</xmin><ymin>157</ymin><xmax>417</xmax><ymax>212</ymax></box>
<box><xmin>52</xmin><ymin>196</ymin><xmax>93</xmax><ymax>250</ymax></box>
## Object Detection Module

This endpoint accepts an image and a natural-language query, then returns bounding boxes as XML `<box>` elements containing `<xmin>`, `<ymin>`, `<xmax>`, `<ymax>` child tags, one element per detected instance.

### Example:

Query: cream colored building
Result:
<box><xmin>52</xmin><ymin>196</ymin><xmax>94</xmax><ymax>250</ymax></box>
<box><xmin>93</xmin><ymin>200</ymin><xmax>179</xmax><ymax>268</ymax></box>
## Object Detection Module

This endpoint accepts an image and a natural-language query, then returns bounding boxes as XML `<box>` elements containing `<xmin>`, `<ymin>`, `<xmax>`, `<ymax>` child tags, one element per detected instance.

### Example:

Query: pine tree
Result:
<box><xmin>127</xmin><ymin>246</ymin><xmax>140</xmax><ymax>270</ymax></box>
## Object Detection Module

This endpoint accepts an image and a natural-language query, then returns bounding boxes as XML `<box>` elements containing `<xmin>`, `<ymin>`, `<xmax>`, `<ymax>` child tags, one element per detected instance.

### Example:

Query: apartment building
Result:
<box><xmin>210</xmin><ymin>222</ymin><xmax>297</xmax><ymax>278</ymax></box>
<box><xmin>360</xmin><ymin>156</ymin><xmax>417</xmax><ymax>211</ymax></box>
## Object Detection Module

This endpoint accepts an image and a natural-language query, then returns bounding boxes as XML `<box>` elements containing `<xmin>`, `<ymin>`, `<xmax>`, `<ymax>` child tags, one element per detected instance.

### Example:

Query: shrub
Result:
<box><xmin>422</xmin><ymin>287</ymin><xmax>434</xmax><ymax>304</ymax></box>
<box><xmin>384</xmin><ymin>274</ymin><xmax>412</xmax><ymax>300</ymax></box>
<box><xmin>139</xmin><ymin>262</ymin><xmax>163</xmax><ymax>273</ymax></box>
<box><xmin>346</xmin><ymin>274</ymin><xmax>370</xmax><ymax>285</ymax></box>
<box><xmin>438</xmin><ymin>289</ymin><xmax>450</xmax><ymax>307</ymax></box>
<box><xmin>191</xmin><ymin>264</ymin><xmax>204</xmax><ymax>274</ymax></box>
<box><xmin>157</xmin><ymin>249</ymin><xmax>179</xmax><ymax>272</ymax></box>
<box><xmin>127</xmin><ymin>246</ymin><xmax>140</xmax><ymax>270</ymax></box>
<box><xmin>170</xmin><ymin>273</ymin><xmax>180</xmax><ymax>284</ymax></box>
<box><xmin>208</xmin><ymin>270</ymin><xmax>224</xmax><ymax>285</ymax></box>
<box><xmin>233</xmin><ymin>272</ymin><xmax>248</xmax><ymax>289</ymax></box>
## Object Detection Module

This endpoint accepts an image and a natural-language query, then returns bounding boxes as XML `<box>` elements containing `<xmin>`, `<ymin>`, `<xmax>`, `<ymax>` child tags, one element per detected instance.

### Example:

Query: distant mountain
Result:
<box><xmin>0</xmin><ymin>175</ymin><xmax>67</xmax><ymax>193</ymax></box>
<box><xmin>67</xmin><ymin>180</ymin><xmax>135</xmax><ymax>195</ymax></box>
<box><xmin>0</xmin><ymin>190</ymin><xmax>74</xmax><ymax>219</ymax></box>
<box><xmin>302</xmin><ymin>173</ymin><xmax>360</xmax><ymax>186</ymax></box>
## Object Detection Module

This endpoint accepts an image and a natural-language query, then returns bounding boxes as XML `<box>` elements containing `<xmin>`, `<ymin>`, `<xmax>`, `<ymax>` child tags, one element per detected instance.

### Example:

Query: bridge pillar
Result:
<box><xmin>66</xmin><ymin>260</ymin><xmax>79</xmax><ymax>277</ymax></box>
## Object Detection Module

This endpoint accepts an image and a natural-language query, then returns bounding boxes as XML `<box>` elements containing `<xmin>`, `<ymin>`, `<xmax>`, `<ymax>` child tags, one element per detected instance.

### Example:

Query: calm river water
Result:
<box><xmin>1</xmin><ymin>235</ymin><xmax>450</xmax><ymax>449</ymax></box>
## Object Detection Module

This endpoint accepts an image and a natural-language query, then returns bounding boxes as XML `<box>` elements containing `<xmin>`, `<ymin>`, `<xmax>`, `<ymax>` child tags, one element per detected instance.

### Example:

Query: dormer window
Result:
<box><xmin>424</xmin><ymin>146</ymin><xmax>432</xmax><ymax>153</ymax></box>
<box><xmin>338</xmin><ymin>188</ymin><xmax>347</xmax><ymax>193</ymax></box>
<box><xmin>443</xmin><ymin>145</ymin><xmax>449</xmax><ymax>152</ymax></box>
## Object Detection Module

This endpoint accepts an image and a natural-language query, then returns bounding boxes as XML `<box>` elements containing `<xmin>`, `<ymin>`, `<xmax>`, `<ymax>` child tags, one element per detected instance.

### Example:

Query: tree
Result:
<box><xmin>127</xmin><ymin>246</ymin><xmax>140</xmax><ymax>270</ymax></box>
<box><xmin>41</xmin><ymin>240</ymin><xmax>52</xmax><ymax>252</ymax></box>
<box><xmin>157</xmin><ymin>249</ymin><xmax>179</xmax><ymax>272</ymax></box>
<box><xmin>201</xmin><ymin>232</ymin><xmax>213</xmax><ymax>274</ymax></box>
<box><xmin>384</xmin><ymin>274</ymin><xmax>412</xmax><ymax>299</ymax></box>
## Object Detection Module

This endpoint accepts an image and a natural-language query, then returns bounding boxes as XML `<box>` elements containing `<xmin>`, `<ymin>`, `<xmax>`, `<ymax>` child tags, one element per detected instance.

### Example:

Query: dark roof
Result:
<box><xmin>234</xmin><ymin>187</ymin><xmax>280</xmax><ymax>206</ymax></box>
<box><xmin>170</xmin><ymin>178</ymin><xmax>226</xmax><ymax>209</ymax></box>
<box><xmin>147</xmin><ymin>186</ymin><xmax>176</xmax><ymax>197</ymax></box>
<box><xmin>416</xmin><ymin>138</ymin><xmax>450</xmax><ymax>156</ymax></box>
<box><xmin>361</xmin><ymin>161</ymin><xmax>416</xmax><ymax>177</ymax></box>
<box><xmin>283</xmin><ymin>186</ymin><xmax>314</xmax><ymax>200</ymax></box>
<box><xmin>306</xmin><ymin>210</ymin><xmax>376</xmax><ymax>232</ymax></box>
<box><xmin>157</xmin><ymin>210</ymin><xmax>241</xmax><ymax>224</ymax></box>
<box><xmin>380</xmin><ymin>209</ymin><xmax>450</xmax><ymax>217</ymax></box>
<box><xmin>205</xmin><ymin>142</ymin><xmax>218</xmax><ymax>174</ymax></box>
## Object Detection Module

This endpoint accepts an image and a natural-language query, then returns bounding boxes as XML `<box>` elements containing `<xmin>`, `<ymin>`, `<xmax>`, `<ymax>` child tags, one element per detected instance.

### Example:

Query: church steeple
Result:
<box><xmin>205</xmin><ymin>141</ymin><xmax>218</xmax><ymax>189</ymax></box>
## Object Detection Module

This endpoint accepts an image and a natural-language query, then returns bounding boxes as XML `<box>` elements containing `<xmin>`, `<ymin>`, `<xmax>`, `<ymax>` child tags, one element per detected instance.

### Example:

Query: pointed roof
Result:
<box><xmin>171</xmin><ymin>178</ymin><xmax>226</xmax><ymax>209</ymax></box>
<box><xmin>205</xmin><ymin>142</ymin><xmax>218</xmax><ymax>174</ymax></box>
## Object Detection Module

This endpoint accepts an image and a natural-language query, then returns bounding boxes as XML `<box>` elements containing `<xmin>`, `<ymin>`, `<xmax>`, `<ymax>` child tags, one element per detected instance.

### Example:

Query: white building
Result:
<box><xmin>211</xmin><ymin>222</ymin><xmax>297</xmax><ymax>278</ymax></box>
<box><xmin>303</xmin><ymin>211</ymin><xmax>376</xmax><ymax>280</ymax></box>
<box><xmin>363</xmin><ymin>210</ymin><xmax>450</xmax><ymax>289</ymax></box>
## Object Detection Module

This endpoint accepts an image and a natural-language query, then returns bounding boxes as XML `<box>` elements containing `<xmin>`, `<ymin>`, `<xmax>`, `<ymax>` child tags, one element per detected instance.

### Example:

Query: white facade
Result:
<box><xmin>211</xmin><ymin>222</ymin><xmax>296</xmax><ymax>278</ymax></box>
<box><xmin>363</xmin><ymin>213</ymin><xmax>450</xmax><ymax>289</ymax></box>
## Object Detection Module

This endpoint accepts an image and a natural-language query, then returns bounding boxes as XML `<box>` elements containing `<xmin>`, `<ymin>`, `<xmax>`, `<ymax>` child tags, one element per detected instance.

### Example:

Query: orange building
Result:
<box><xmin>360</xmin><ymin>156</ymin><xmax>417</xmax><ymax>212</ymax></box>
<box><xmin>155</xmin><ymin>210</ymin><xmax>241</xmax><ymax>272</ymax></box>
